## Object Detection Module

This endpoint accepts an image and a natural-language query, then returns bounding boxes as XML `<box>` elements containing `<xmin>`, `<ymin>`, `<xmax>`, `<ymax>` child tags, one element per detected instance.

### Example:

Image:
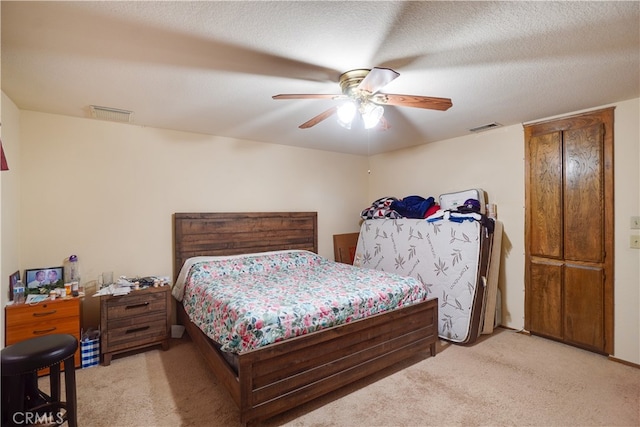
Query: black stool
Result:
<box><xmin>1</xmin><ymin>334</ymin><xmax>78</xmax><ymax>427</ymax></box>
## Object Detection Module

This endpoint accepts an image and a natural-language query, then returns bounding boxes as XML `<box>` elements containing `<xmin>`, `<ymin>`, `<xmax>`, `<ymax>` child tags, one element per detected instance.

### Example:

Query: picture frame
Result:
<box><xmin>25</xmin><ymin>266</ymin><xmax>64</xmax><ymax>293</ymax></box>
<box><xmin>9</xmin><ymin>270</ymin><xmax>20</xmax><ymax>301</ymax></box>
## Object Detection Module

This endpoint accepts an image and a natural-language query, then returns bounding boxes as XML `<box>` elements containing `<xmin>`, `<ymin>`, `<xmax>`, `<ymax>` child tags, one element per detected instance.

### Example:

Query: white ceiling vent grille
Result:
<box><xmin>469</xmin><ymin>122</ymin><xmax>502</xmax><ymax>133</ymax></box>
<box><xmin>90</xmin><ymin>105</ymin><xmax>133</xmax><ymax>123</ymax></box>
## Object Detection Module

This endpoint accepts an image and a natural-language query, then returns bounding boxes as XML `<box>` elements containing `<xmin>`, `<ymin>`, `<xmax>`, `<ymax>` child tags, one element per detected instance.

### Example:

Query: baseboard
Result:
<box><xmin>504</xmin><ymin>327</ymin><xmax>638</xmax><ymax>368</ymax></box>
<box><xmin>495</xmin><ymin>325</ymin><xmax>530</xmax><ymax>335</ymax></box>
<box><xmin>608</xmin><ymin>355</ymin><xmax>640</xmax><ymax>369</ymax></box>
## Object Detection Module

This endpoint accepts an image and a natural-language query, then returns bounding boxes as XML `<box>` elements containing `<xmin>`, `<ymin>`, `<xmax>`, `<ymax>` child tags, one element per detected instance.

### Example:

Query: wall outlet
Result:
<box><xmin>631</xmin><ymin>235</ymin><xmax>640</xmax><ymax>249</ymax></box>
<box><xmin>632</xmin><ymin>216</ymin><xmax>640</xmax><ymax>229</ymax></box>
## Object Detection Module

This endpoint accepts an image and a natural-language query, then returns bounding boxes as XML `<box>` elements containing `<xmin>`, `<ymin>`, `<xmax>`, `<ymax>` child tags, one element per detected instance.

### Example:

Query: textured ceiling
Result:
<box><xmin>2</xmin><ymin>1</ymin><xmax>639</xmax><ymax>155</ymax></box>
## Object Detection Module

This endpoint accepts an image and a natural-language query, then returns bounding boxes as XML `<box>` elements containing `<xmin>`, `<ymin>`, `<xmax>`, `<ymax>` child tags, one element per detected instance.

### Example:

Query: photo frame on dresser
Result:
<box><xmin>25</xmin><ymin>266</ymin><xmax>63</xmax><ymax>291</ymax></box>
<box><xmin>9</xmin><ymin>270</ymin><xmax>19</xmax><ymax>300</ymax></box>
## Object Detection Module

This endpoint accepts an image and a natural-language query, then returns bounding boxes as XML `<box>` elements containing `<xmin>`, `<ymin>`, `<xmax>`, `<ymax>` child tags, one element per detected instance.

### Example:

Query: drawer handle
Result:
<box><xmin>33</xmin><ymin>310</ymin><xmax>57</xmax><ymax>317</ymax></box>
<box><xmin>33</xmin><ymin>327</ymin><xmax>57</xmax><ymax>335</ymax></box>
<box><xmin>125</xmin><ymin>326</ymin><xmax>150</xmax><ymax>334</ymax></box>
<box><xmin>125</xmin><ymin>302</ymin><xmax>149</xmax><ymax>310</ymax></box>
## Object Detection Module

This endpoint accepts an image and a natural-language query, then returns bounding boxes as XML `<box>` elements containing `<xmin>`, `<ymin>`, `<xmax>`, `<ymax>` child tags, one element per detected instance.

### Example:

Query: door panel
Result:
<box><xmin>529</xmin><ymin>260</ymin><xmax>563</xmax><ymax>339</ymax></box>
<box><xmin>564</xmin><ymin>264</ymin><xmax>604</xmax><ymax>350</ymax></box>
<box><xmin>564</xmin><ymin>124</ymin><xmax>604</xmax><ymax>263</ymax></box>
<box><xmin>528</xmin><ymin>132</ymin><xmax>563</xmax><ymax>259</ymax></box>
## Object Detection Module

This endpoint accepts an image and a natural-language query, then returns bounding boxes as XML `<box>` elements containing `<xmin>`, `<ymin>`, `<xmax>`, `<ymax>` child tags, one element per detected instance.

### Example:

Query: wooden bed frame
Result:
<box><xmin>173</xmin><ymin>212</ymin><xmax>438</xmax><ymax>425</ymax></box>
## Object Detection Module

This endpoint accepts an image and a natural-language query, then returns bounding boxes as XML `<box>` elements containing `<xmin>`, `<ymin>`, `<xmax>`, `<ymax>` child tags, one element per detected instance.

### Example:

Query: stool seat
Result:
<box><xmin>2</xmin><ymin>334</ymin><xmax>77</xmax><ymax>375</ymax></box>
<box><xmin>1</xmin><ymin>334</ymin><xmax>78</xmax><ymax>427</ymax></box>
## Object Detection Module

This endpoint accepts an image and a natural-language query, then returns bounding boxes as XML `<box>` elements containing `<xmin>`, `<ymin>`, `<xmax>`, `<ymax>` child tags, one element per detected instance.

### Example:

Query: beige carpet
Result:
<box><xmin>45</xmin><ymin>328</ymin><xmax>639</xmax><ymax>426</ymax></box>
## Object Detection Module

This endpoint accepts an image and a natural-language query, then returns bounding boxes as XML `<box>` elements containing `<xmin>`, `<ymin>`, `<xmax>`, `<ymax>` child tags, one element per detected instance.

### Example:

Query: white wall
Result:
<box><xmin>0</xmin><ymin>93</ymin><xmax>22</xmax><ymax>348</ymax></box>
<box><xmin>611</xmin><ymin>99</ymin><xmax>640</xmax><ymax>364</ymax></box>
<box><xmin>10</xmin><ymin>110</ymin><xmax>368</xmax><ymax>329</ymax></box>
<box><xmin>368</xmin><ymin>98</ymin><xmax>640</xmax><ymax>364</ymax></box>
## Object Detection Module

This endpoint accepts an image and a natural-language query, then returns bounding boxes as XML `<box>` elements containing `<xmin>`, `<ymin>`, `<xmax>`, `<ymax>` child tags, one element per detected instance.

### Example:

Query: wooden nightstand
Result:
<box><xmin>5</xmin><ymin>297</ymin><xmax>82</xmax><ymax>371</ymax></box>
<box><xmin>100</xmin><ymin>285</ymin><xmax>170</xmax><ymax>365</ymax></box>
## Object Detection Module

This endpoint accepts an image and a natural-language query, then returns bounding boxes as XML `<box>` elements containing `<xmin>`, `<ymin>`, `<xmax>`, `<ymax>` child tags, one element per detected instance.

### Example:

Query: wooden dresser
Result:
<box><xmin>100</xmin><ymin>285</ymin><xmax>170</xmax><ymax>365</ymax></box>
<box><xmin>5</xmin><ymin>297</ymin><xmax>81</xmax><ymax>369</ymax></box>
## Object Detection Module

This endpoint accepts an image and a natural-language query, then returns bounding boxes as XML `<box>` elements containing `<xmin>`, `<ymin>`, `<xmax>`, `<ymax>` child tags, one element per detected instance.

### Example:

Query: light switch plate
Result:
<box><xmin>632</xmin><ymin>216</ymin><xmax>640</xmax><ymax>229</ymax></box>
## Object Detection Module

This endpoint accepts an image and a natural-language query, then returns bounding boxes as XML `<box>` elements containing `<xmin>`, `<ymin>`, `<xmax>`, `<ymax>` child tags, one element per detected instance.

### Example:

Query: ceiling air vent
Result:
<box><xmin>90</xmin><ymin>105</ymin><xmax>133</xmax><ymax>123</ymax></box>
<box><xmin>469</xmin><ymin>122</ymin><xmax>502</xmax><ymax>133</ymax></box>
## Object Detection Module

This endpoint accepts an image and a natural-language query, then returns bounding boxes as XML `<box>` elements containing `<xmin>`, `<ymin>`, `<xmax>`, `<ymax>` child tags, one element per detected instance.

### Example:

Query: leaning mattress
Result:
<box><xmin>355</xmin><ymin>216</ymin><xmax>492</xmax><ymax>343</ymax></box>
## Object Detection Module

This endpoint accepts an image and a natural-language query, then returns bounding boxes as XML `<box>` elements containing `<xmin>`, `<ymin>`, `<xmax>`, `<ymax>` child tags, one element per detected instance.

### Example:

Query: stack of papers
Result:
<box><xmin>92</xmin><ymin>283</ymin><xmax>131</xmax><ymax>297</ymax></box>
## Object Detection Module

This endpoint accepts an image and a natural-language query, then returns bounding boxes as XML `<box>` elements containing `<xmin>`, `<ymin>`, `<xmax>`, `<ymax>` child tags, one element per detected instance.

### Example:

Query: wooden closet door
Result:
<box><xmin>524</xmin><ymin>108</ymin><xmax>613</xmax><ymax>355</ymax></box>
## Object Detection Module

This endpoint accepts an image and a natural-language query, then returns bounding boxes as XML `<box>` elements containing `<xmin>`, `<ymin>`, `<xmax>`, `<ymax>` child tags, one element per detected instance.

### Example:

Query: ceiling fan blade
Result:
<box><xmin>373</xmin><ymin>94</ymin><xmax>453</xmax><ymax>111</ymax></box>
<box><xmin>273</xmin><ymin>94</ymin><xmax>343</xmax><ymax>100</ymax></box>
<box><xmin>299</xmin><ymin>106</ymin><xmax>338</xmax><ymax>129</ymax></box>
<box><xmin>357</xmin><ymin>67</ymin><xmax>400</xmax><ymax>94</ymax></box>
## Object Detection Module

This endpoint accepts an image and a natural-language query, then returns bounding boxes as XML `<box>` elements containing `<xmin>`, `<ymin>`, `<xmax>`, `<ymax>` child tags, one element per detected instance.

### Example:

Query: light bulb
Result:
<box><xmin>337</xmin><ymin>102</ymin><xmax>357</xmax><ymax>128</ymax></box>
<box><xmin>362</xmin><ymin>104</ymin><xmax>384</xmax><ymax>129</ymax></box>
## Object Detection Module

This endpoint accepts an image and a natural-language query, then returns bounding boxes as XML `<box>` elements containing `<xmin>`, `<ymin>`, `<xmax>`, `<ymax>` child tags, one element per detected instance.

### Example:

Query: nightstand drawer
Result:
<box><xmin>104</xmin><ymin>312</ymin><xmax>168</xmax><ymax>352</ymax></box>
<box><xmin>104</xmin><ymin>292</ymin><xmax>166</xmax><ymax>319</ymax></box>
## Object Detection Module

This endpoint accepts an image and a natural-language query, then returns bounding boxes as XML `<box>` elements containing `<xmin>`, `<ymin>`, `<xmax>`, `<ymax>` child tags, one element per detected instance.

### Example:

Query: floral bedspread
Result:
<box><xmin>177</xmin><ymin>250</ymin><xmax>428</xmax><ymax>353</ymax></box>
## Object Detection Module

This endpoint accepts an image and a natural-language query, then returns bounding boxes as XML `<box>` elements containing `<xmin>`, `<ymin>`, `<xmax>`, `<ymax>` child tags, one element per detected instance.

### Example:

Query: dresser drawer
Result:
<box><xmin>6</xmin><ymin>298</ymin><xmax>80</xmax><ymax>327</ymax></box>
<box><xmin>6</xmin><ymin>316</ymin><xmax>80</xmax><ymax>344</ymax></box>
<box><xmin>5</xmin><ymin>298</ymin><xmax>81</xmax><ymax>370</ymax></box>
<box><xmin>104</xmin><ymin>291</ymin><xmax>167</xmax><ymax>319</ymax></box>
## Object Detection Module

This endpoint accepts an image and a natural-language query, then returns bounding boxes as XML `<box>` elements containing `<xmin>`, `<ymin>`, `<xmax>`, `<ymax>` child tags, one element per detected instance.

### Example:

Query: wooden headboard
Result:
<box><xmin>173</xmin><ymin>212</ymin><xmax>318</xmax><ymax>280</ymax></box>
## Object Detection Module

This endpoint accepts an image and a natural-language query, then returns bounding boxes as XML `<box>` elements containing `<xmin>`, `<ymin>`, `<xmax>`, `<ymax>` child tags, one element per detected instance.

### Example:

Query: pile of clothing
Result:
<box><xmin>361</xmin><ymin>195</ymin><xmax>490</xmax><ymax>232</ymax></box>
<box><xmin>361</xmin><ymin>195</ymin><xmax>440</xmax><ymax>220</ymax></box>
<box><xmin>360</xmin><ymin>196</ymin><xmax>481</xmax><ymax>219</ymax></box>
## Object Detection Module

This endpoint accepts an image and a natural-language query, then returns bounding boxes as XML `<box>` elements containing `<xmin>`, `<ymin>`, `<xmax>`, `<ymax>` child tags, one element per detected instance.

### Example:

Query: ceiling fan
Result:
<box><xmin>273</xmin><ymin>67</ymin><xmax>452</xmax><ymax>130</ymax></box>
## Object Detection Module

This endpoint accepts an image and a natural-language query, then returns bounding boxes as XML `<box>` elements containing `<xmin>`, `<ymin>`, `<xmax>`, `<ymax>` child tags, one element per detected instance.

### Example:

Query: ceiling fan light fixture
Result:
<box><xmin>337</xmin><ymin>101</ymin><xmax>357</xmax><ymax>128</ymax></box>
<box><xmin>362</xmin><ymin>104</ymin><xmax>384</xmax><ymax>129</ymax></box>
<box><xmin>273</xmin><ymin>67</ymin><xmax>452</xmax><ymax>130</ymax></box>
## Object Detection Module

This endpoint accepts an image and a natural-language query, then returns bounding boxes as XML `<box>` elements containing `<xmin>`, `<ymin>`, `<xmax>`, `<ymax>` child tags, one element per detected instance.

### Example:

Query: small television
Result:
<box><xmin>25</xmin><ymin>266</ymin><xmax>64</xmax><ymax>291</ymax></box>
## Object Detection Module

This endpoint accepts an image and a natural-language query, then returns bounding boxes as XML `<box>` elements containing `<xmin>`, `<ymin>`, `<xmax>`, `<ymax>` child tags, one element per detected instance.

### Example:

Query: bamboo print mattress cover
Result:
<box><xmin>172</xmin><ymin>250</ymin><xmax>428</xmax><ymax>353</ymax></box>
<box><xmin>355</xmin><ymin>217</ymin><xmax>484</xmax><ymax>343</ymax></box>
